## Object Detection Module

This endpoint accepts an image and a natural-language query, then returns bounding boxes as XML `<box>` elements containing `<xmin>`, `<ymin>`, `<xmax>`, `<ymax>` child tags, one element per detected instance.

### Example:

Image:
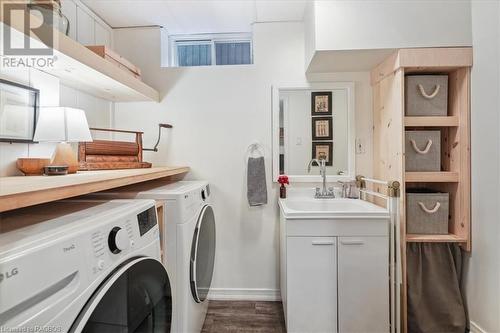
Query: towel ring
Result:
<box><xmin>247</xmin><ymin>143</ymin><xmax>265</xmax><ymax>159</ymax></box>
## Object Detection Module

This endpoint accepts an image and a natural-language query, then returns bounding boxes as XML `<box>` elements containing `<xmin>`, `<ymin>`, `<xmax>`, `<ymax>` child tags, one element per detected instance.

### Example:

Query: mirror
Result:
<box><xmin>0</xmin><ymin>79</ymin><xmax>39</xmax><ymax>143</ymax></box>
<box><xmin>272</xmin><ymin>83</ymin><xmax>355</xmax><ymax>182</ymax></box>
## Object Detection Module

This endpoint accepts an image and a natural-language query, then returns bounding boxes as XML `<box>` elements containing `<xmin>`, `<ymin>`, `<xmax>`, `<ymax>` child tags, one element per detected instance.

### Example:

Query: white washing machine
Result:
<box><xmin>0</xmin><ymin>199</ymin><xmax>173</xmax><ymax>332</ymax></box>
<box><xmin>87</xmin><ymin>181</ymin><xmax>216</xmax><ymax>333</ymax></box>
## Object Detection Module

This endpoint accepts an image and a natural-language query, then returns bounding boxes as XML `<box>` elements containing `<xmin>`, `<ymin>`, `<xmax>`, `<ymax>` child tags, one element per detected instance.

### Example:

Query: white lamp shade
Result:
<box><xmin>34</xmin><ymin>107</ymin><xmax>93</xmax><ymax>143</ymax></box>
<box><xmin>65</xmin><ymin>108</ymin><xmax>92</xmax><ymax>142</ymax></box>
<box><xmin>33</xmin><ymin>107</ymin><xmax>65</xmax><ymax>142</ymax></box>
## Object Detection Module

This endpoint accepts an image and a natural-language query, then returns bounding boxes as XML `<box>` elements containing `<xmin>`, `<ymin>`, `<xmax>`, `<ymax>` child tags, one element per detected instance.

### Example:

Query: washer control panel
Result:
<box><xmin>88</xmin><ymin>203</ymin><xmax>158</xmax><ymax>275</ymax></box>
<box><xmin>137</xmin><ymin>206</ymin><xmax>157</xmax><ymax>236</ymax></box>
<box><xmin>91</xmin><ymin>230</ymin><xmax>106</xmax><ymax>259</ymax></box>
<box><xmin>108</xmin><ymin>227</ymin><xmax>131</xmax><ymax>254</ymax></box>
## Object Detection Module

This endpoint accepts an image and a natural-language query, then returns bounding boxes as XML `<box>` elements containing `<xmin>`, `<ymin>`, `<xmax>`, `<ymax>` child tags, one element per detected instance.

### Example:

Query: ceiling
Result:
<box><xmin>81</xmin><ymin>0</ymin><xmax>308</xmax><ymax>35</ymax></box>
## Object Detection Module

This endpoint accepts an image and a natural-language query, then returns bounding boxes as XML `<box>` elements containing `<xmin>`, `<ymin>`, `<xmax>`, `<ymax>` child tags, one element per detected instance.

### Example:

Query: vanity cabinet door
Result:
<box><xmin>338</xmin><ymin>236</ymin><xmax>389</xmax><ymax>333</ymax></box>
<box><xmin>287</xmin><ymin>236</ymin><xmax>337</xmax><ymax>333</ymax></box>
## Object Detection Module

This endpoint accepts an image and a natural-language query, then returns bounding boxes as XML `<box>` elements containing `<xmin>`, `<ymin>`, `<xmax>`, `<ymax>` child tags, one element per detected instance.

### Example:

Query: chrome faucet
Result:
<box><xmin>337</xmin><ymin>180</ymin><xmax>352</xmax><ymax>198</ymax></box>
<box><xmin>307</xmin><ymin>158</ymin><xmax>335</xmax><ymax>198</ymax></box>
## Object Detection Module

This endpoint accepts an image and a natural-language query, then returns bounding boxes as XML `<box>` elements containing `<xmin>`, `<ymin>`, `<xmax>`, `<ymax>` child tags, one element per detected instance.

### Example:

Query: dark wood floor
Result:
<box><xmin>201</xmin><ymin>301</ymin><xmax>286</xmax><ymax>333</ymax></box>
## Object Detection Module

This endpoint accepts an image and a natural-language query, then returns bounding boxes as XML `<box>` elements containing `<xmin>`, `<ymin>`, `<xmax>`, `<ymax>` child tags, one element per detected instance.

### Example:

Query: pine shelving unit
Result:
<box><xmin>405</xmin><ymin>171</ymin><xmax>459</xmax><ymax>183</ymax></box>
<box><xmin>406</xmin><ymin>233</ymin><xmax>467</xmax><ymax>243</ymax></box>
<box><xmin>404</xmin><ymin>116</ymin><xmax>459</xmax><ymax>127</ymax></box>
<box><xmin>371</xmin><ymin>47</ymin><xmax>472</xmax><ymax>332</ymax></box>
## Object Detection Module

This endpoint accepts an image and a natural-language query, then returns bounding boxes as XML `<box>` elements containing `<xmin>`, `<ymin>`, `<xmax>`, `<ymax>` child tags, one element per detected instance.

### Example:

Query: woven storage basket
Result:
<box><xmin>405</xmin><ymin>131</ymin><xmax>441</xmax><ymax>171</ymax></box>
<box><xmin>407</xmin><ymin>191</ymin><xmax>449</xmax><ymax>234</ymax></box>
<box><xmin>405</xmin><ymin>75</ymin><xmax>448</xmax><ymax>116</ymax></box>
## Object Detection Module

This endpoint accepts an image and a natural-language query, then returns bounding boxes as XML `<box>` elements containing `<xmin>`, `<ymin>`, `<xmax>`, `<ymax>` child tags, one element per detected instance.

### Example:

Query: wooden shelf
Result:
<box><xmin>371</xmin><ymin>47</ymin><xmax>473</xmax><ymax>84</ymax></box>
<box><xmin>372</xmin><ymin>48</ymin><xmax>472</xmax><ymax>333</ymax></box>
<box><xmin>405</xmin><ymin>171</ymin><xmax>459</xmax><ymax>183</ymax></box>
<box><xmin>0</xmin><ymin>10</ymin><xmax>159</xmax><ymax>102</ymax></box>
<box><xmin>404</xmin><ymin>116</ymin><xmax>459</xmax><ymax>127</ymax></box>
<box><xmin>0</xmin><ymin>167</ymin><xmax>189</xmax><ymax>212</ymax></box>
<box><xmin>406</xmin><ymin>233</ymin><xmax>467</xmax><ymax>243</ymax></box>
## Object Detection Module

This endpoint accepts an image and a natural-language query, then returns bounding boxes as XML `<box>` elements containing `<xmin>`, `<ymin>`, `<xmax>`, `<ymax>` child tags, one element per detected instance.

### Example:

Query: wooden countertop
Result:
<box><xmin>0</xmin><ymin>167</ymin><xmax>189</xmax><ymax>213</ymax></box>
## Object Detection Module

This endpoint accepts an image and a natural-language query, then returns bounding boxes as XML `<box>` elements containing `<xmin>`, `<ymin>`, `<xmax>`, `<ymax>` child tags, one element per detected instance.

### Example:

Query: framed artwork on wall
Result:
<box><xmin>312</xmin><ymin>142</ymin><xmax>333</xmax><ymax>166</ymax></box>
<box><xmin>311</xmin><ymin>91</ymin><xmax>332</xmax><ymax>116</ymax></box>
<box><xmin>0</xmin><ymin>79</ymin><xmax>39</xmax><ymax>143</ymax></box>
<box><xmin>311</xmin><ymin>117</ymin><xmax>333</xmax><ymax>141</ymax></box>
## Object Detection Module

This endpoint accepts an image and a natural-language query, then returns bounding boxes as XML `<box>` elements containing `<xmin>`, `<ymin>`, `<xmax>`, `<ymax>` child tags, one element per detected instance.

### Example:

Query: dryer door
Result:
<box><xmin>190</xmin><ymin>204</ymin><xmax>216</xmax><ymax>303</ymax></box>
<box><xmin>71</xmin><ymin>257</ymin><xmax>172</xmax><ymax>333</ymax></box>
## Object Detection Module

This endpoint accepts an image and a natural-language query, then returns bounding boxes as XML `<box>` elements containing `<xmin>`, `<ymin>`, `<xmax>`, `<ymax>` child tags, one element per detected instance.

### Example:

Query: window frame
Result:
<box><xmin>169</xmin><ymin>33</ymin><xmax>253</xmax><ymax>67</ymax></box>
<box><xmin>174</xmin><ymin>39</ymin><xmax>213</xmax><ymax>67</ymax></box>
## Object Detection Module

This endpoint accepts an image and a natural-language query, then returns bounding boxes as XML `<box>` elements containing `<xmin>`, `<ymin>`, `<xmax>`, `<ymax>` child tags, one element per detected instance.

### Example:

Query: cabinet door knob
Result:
<box><xmin>340</xmin><ymin>240</ymin><xmax>365</xmax><ymax>245</ymax></box>
<box><xmin>312</xmin><ymin>240</ymin><xmax>335</xmax><ymax>246</ymax></box>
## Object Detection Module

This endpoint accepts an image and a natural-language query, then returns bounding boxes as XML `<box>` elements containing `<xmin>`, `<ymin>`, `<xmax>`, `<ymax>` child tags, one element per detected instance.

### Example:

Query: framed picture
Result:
<box><xmin>311</xmin><ymin>91</ymin><xmax>332</xmax><ymax>116</ymax></box>
<box><xmin>0</xmin><ymin>79</ymin><xmax>39</xmax><ymax>143</ymax></box>
<box><xmin>311</xmin><ymin>117</ymin><xmax>333</xmax><ymax>141</ymax></box>
<box><xmin>312</xmin><ymin>142</ymin><xmax>333</xmax><ymax>166</ymax></box>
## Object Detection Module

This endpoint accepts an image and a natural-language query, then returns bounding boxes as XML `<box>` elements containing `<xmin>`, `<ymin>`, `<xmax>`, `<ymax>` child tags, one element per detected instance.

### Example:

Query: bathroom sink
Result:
<box><xmin>278</xmin><ymin>188</ymin><xmax>389</xmax><ymax>219</ymax></box>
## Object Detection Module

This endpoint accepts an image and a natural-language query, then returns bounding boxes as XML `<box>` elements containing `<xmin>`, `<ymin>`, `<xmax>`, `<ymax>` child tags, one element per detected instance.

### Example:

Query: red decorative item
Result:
<box><xmin>278</xmin><ymin>175</ymin><xmax>289</xmax><ymax>198</ymax></box>
<box><xmin>278</xmin><ymin>175</ymin><xmax>289</xmax><ymax>185</ymax></box>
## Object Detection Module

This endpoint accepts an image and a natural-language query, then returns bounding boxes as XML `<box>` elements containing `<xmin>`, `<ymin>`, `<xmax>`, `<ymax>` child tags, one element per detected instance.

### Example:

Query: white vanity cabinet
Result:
<box><xmin>287</xmin><ymin>236</ymin><xmax>338</xmax><ymax>333</ymax></box>
<box><xmin>279</xmin><ymin>197</ymin><xmax>391</xmax><ymax>333</ymax></box>
<box><xmin>338</xmin><ymin>236</ymin><xmax>389</xmax><ymax>333</ymax></box>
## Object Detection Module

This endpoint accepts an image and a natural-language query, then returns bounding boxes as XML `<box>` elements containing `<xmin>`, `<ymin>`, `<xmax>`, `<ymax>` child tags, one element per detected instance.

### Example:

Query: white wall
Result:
<box><xmin>313</xmin><ymin>0</ymin><xmax>472</xmax><ymax>52</ymax></box>
<box><xmin>465</xmin><ymin>2</ymin><xmax>500</xmax><ymax>332</ymax></box>
<box><xmin>303</xmin><ymin>1</ymin><xmax>316</xmax><ymax>69</ymax></box>
<box><xmin>112</xmin><ymin>22</ymin><xmax>373</xmax><ymax>298</ymax></box>
<box><xmin>305</xmin><ymin>0</ymin><xmax>473</xmax><ymax>72</ymax></box>
<box><xmin>114</xmin><ymin>27</ymin><xmax>162</xmax><ymax>89</ymax></box>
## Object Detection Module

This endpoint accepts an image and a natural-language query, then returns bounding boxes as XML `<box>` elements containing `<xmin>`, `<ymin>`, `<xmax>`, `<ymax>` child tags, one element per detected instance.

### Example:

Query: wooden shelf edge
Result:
<box><xmin>405</xmin><ymin>171</ymin><xmax>459</xmax><ymax>183</ymax></box>
<box><xmin>371</xmin><ymin>47</ymin><xmax>473</xmax><ymax>85</ymax></box>
<box><xmin>0</xmin><ymin>166</ymin><xmax>189</xmax><ymax>213</ymax></box>
<box><xmin>406</xmin><ymin>233</ymin><xmax>467</xmax><ymax>243</ymax></box>
<box><xmin>1</xmin><ymin>10</ymin><xmax>160</xmax><ymax>102</ymax></box>
<box><xmin>404</xmin><ymin>116</ymin><xmax>459</xmax><ymax>127</ymax></box>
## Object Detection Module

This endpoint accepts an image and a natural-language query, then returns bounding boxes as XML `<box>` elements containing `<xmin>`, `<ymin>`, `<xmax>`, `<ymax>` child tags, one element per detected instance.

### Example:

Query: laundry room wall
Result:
<box><xmin>464</xmin><ymin>2</ymin><xmax>500</xmax><ymax>332</ymax></box>
<box><xmin>112</xmin><ymin>22</ymin><xmax>373</xmax><ymax>299</ymax></box>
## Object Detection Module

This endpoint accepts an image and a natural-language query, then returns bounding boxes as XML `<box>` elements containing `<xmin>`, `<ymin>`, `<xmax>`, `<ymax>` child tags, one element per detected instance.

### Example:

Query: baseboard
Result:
<box><xmin>208</xmin><ymin>288</ymin><xmax>281</xmax><ymax>301</ymax></box>
<box><xmin>470</xmin><ymin>321</ymin><xmax>487</xmax><ymax>333</ymax></box>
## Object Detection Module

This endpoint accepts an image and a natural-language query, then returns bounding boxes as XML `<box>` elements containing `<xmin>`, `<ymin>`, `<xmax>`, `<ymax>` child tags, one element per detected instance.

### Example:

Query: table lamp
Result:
<box><xmin>34</xmin><ymin>107</ymin><xmax>92</xmax><ymax>174</ymax></box>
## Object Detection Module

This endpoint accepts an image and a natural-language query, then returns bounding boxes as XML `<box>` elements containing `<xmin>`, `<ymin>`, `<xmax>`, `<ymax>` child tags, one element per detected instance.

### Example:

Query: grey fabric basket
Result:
<box><xmin>405</xmin><ymin>75</ymin><xmax>448</xmax><ymax>116</ymax></box>
<box><xmin>407</xmin><ymin>192</ymin><xmax>449</xmax><ymax>234</ymax></box>
<box><xmin>405</xmin><ymin>131</ymin><xmax>441</xmax><ymax>171</ymax></box>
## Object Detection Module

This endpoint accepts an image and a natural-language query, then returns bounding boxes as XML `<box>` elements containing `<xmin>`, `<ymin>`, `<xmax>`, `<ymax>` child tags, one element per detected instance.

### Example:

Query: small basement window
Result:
<box><xmin>164</xmin><ymin>32</ymin><xmax>253</xmax><ymax>67</ymax></box>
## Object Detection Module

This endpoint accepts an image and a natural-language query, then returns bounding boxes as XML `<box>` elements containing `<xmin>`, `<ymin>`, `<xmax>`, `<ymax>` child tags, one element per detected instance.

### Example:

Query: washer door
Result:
<box><xmin>190</xmin><ymin>204</ymin><xmax>216</xmax><ymax>303</ymax></box>
<box><xmin>71</xmin><ymin>258</ymin><xmax>172</xmax><ymax>333</ymax></box>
